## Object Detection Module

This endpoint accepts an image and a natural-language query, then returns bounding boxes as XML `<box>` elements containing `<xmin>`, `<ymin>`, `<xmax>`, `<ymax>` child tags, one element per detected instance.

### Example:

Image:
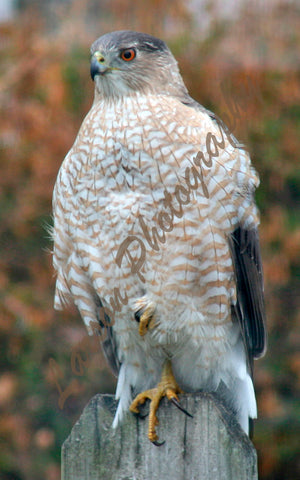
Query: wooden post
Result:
<box><xmin>62</xmin><ymin>393</ymin><xmax>258</xmax><ymax>480</ymax></box>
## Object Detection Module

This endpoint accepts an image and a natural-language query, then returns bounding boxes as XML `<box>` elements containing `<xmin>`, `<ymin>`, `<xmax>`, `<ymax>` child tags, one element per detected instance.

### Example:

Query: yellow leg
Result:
<box><xmin>129</xmin><ymin>360</ymin><xmax>184</xmax><ymax>443</ymax></box>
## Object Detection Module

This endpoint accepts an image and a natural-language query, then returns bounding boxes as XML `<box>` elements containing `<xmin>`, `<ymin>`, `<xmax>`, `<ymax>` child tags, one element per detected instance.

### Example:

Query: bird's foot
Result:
<box><xmin>129</xmin><ymin>360</ymin><xmax>191</xmax><ymax>444</ymax></box>
<box><xmin>134</xmin><ymin>299</ymin><xmax>156</xmax><ymax>336</ymax></box>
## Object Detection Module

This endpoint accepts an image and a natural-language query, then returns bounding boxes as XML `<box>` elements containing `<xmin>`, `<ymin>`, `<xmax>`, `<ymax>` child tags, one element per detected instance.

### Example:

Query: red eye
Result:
<box><xmin>120</xmin><ymin>48</ymin><xmax>136</xmax><ymax>61</ymax></box>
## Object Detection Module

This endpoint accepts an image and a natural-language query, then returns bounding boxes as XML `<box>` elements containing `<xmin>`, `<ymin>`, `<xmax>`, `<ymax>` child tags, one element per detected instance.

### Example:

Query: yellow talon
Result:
<box><xmin>138</xmin><ymin>306</ymin><xmax>156</xmax><ymax>336</ymax></box>
<box><xmin>134</xmin><ymin>299</ymin><xmax>156</xmax><ymax>336</ymax></box>
<box><xmin>129</xmin><ymin>360</ymin><xmax>184</xmax><ymax>443</ymax></box>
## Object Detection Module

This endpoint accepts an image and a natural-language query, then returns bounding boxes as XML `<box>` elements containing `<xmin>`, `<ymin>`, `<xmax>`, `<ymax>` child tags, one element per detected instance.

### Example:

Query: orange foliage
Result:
<box><xmin>0</xmin><ymin>1</ymin><xmax>299</xmax><ymax>479</ymax></box>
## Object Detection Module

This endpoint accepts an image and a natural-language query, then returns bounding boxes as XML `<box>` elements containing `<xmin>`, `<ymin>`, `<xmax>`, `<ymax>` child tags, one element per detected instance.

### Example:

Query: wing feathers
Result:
<box><xmin>95</xmin><ymin>300</ymin><xmax>120</xmax><ymax>377</ymax></box>
<box><xmin>229</xmin><ymin>227</ymin><xmax>267</xmax><ymax>361</ymax></box>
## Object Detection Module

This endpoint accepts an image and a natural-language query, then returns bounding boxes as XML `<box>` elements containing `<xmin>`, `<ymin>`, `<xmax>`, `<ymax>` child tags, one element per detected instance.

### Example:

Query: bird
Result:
<box><xmin>52</xmin><ymin>30</ymin><xmax>266</xmax><ymax>444</ymax></box>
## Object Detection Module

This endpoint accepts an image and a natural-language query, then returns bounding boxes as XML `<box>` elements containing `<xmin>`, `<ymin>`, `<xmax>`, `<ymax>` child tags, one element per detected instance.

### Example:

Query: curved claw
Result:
<box><xmin>171</xmin><ymin>397</ymin><xmax>193</xmax><ymax>418</ymax></box>
<box><xmin>152</xmin><ymin>439</ymin><xmax>165</xmax><ymax>447</ymax></box>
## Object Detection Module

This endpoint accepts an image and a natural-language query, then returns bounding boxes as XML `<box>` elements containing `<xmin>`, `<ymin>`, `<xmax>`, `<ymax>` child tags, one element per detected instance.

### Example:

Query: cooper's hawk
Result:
<box><xmin>52</xmin><ymin>30</ymin><xmax>266</xmax><ymax>443</ymax></box>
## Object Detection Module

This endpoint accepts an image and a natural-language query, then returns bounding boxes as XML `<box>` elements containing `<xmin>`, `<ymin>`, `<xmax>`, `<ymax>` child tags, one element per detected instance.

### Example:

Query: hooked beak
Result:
<box><xmin>90</xmin><ymin>52</ymin><xmax>109</xmax><ymax>80</ymax></box>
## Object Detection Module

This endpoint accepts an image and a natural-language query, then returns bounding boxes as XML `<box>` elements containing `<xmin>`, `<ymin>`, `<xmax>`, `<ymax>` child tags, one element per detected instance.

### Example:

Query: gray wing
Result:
<box><xmin>95</xmin><ymin>299</ymin><xmax>120</xmax><ymax>377</ymax></box>
<box><xmin>229</xmin><ymin>227</ymin><xmax>267</xmax><ymax>366</ymax></box>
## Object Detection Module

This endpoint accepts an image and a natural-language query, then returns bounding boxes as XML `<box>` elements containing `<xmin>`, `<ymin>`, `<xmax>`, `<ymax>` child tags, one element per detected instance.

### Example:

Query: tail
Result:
<box><xmin>112</xmin><ymin>363</ymin><xmax>140</xmax><ymax>429</ymax></box>
<box><xmin>221</xmin><ymin>339</ymin><xmax>257</xmax><ymax>435</ymax></box>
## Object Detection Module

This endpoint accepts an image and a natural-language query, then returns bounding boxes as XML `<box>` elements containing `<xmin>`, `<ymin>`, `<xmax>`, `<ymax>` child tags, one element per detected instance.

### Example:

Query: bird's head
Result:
<box><xmin>90</xmin><ymin>30</ymin><xmax>188</xmax><ymax>100</ymax></box>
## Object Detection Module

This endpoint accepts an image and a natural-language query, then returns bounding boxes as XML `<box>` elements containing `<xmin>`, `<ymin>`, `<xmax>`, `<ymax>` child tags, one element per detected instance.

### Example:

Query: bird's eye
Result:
<box><xmin>120</xmin><ymin>48</ymin><xmax>136</xmax><ymax>61</ymax></box>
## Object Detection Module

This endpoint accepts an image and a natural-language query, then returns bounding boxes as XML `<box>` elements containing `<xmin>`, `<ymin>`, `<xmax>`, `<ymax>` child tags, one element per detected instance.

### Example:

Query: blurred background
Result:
<box><xmin>0</xmin><ymin>0</ymin><xmax>299</xmax><ymax>479</ymax></box>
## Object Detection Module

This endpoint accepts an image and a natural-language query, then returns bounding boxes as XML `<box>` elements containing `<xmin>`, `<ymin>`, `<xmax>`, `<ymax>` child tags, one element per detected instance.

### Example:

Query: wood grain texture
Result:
<box><xmin>61</xmin><ymin>393</ymin><xmax>258</xmax><ymax>480</ymax></box>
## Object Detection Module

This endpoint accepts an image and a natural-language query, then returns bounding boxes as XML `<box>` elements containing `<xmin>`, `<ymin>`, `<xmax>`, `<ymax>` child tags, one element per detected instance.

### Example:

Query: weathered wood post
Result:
<box><xmin>62</xmin><ymin>392</ymin><xmax>258</xmax><ymax>480</ymax></box>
